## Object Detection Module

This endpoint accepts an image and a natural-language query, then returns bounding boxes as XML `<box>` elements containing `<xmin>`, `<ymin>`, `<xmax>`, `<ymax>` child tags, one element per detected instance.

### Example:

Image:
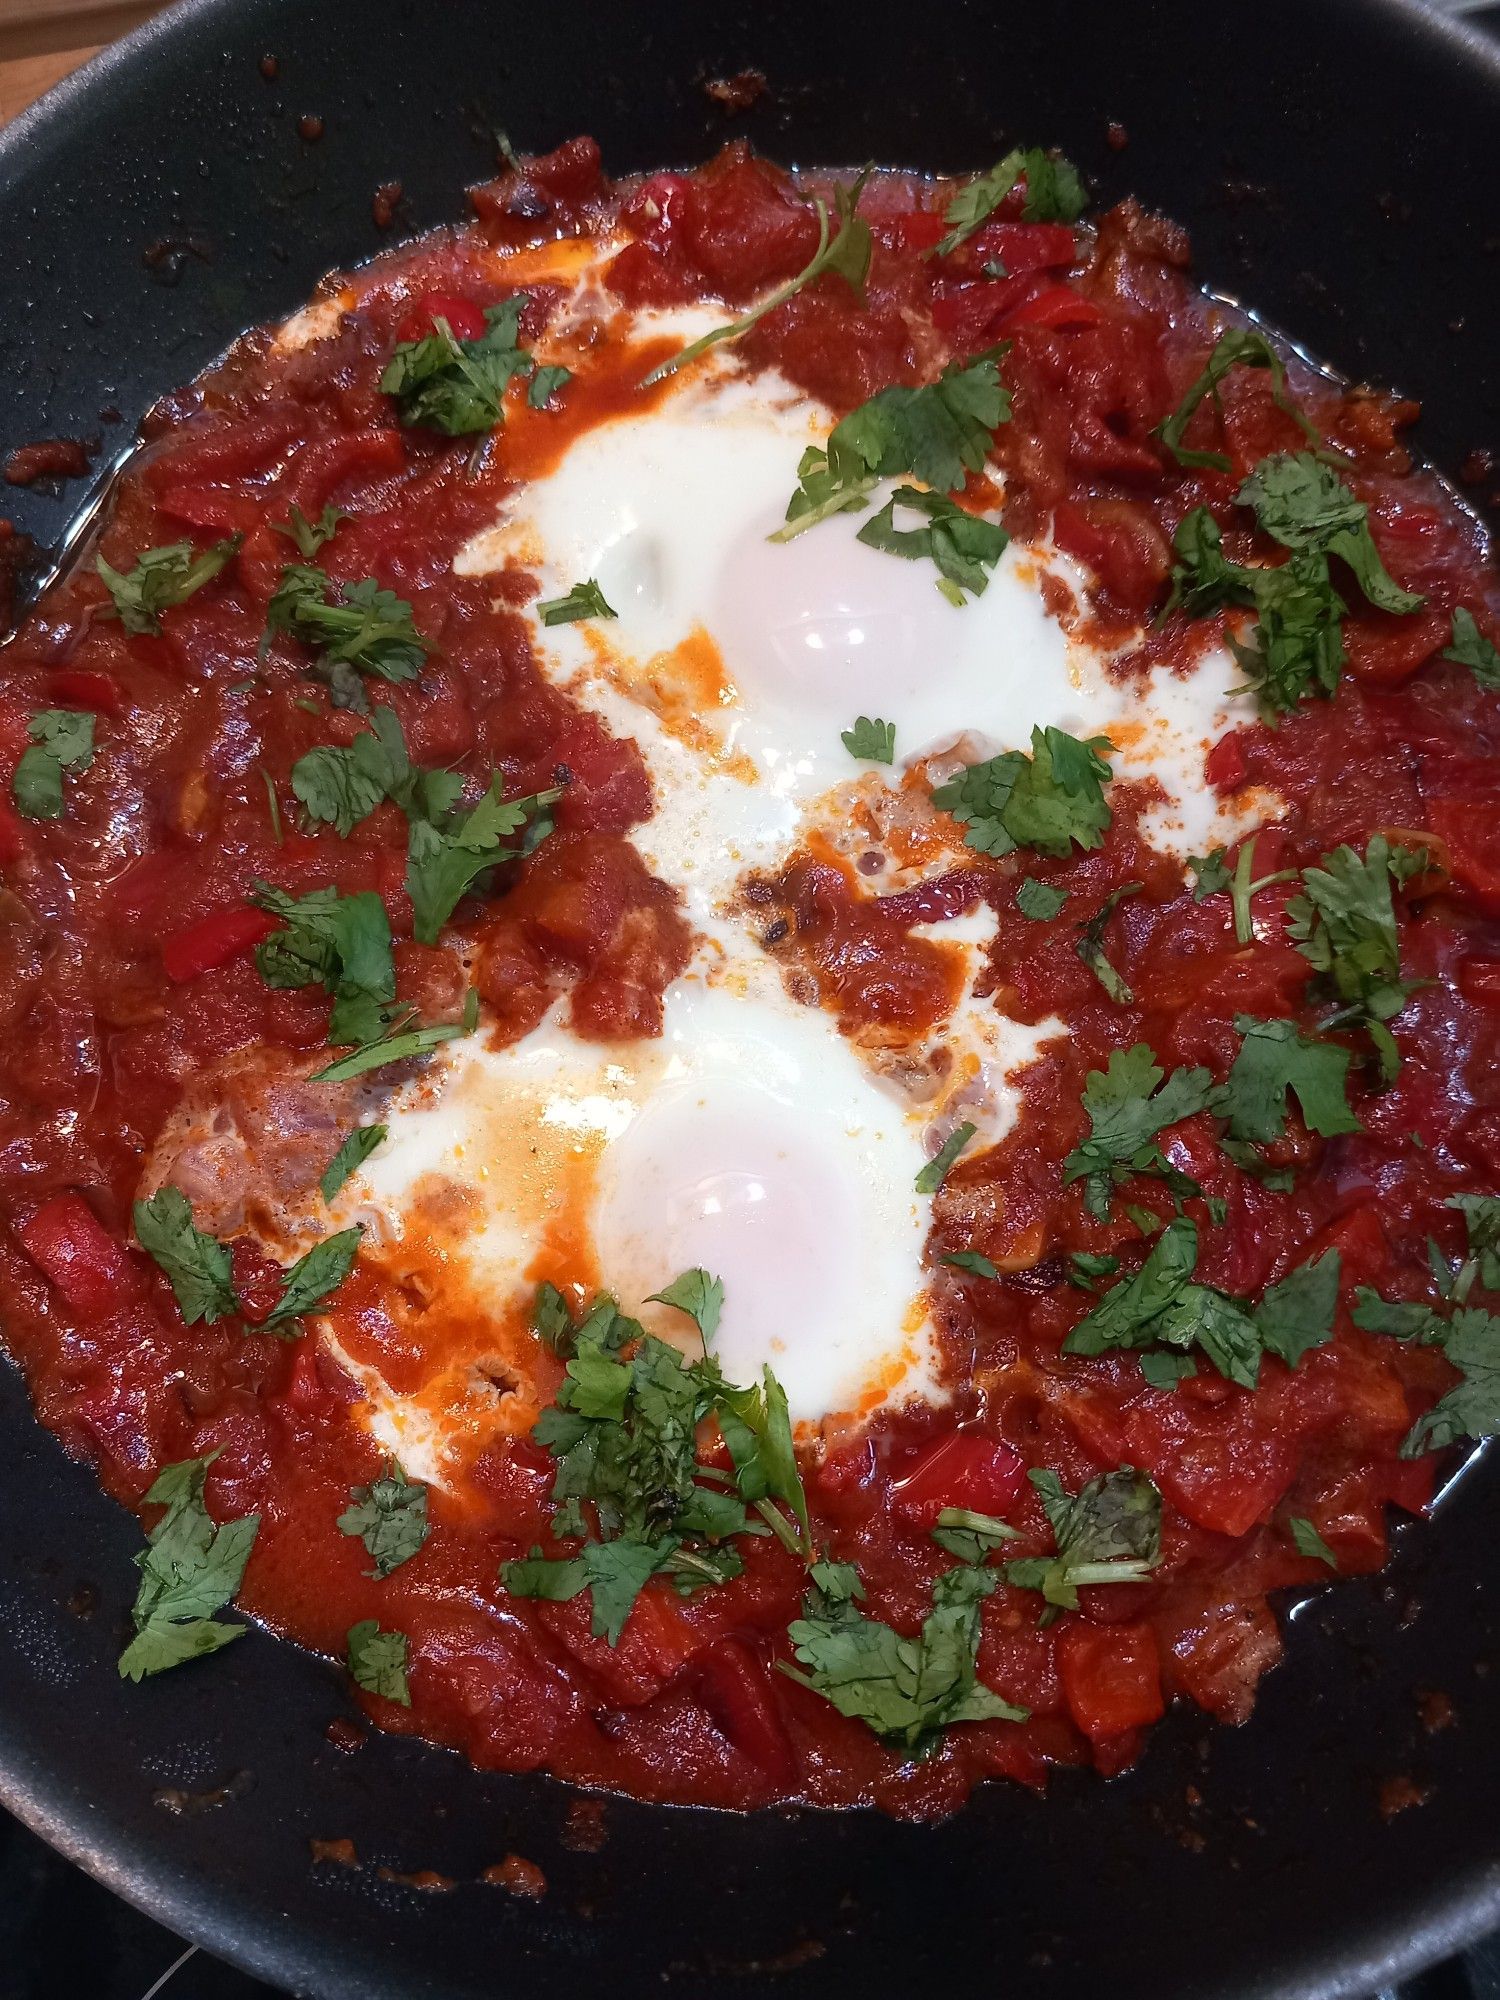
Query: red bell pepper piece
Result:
<box><xmin>963</xmin><ymin>220</ymin><xmax>1076</xmax><ymax>273</ymax></box>
<box><xmin>16</xmin><ymin>1192</ymin><xmax>138</xmax><ymax>1319</ymax></box>
<box><xmin>1001</xmin><ymin>283</ymin><xmax>1104</xmax><ymax>331</ymax></box>
<box><xmin>893</xmin><ymin>1430</ymin><xmax>1027</xmax><ymax>1526</ymax></box>
<box><xmin>49</xmin><ymin>669</ymin><xmax>124</xmax><ymax>717</ymax></box>
<box><xmin>162</xmin><ymin>905</ymin><xmax>279</xmax><ymax>983</ymax></box>
<box><xmin>156</xmin><ymin>483</ymin><xmax>265</xmax><ymax>537</ymax></box>
<box><xmin>1057</xmin><ymin>1619</ymin><xmax>1164</xmax><ymax>1741</ymax></box>
<box><xmin>396</xmin><ymin>292</ymin><xmax>488</xmax><ymax>343</ymax></box>
<box><xmin>696</xmin><ymin>1639</ymin><xmax>795</xmax><ymax>1780</ymax></box>
<box><xmin>1204</xmin><ymin>731</ymin><xmax>1249</xmax><ymax>792</ymax></box>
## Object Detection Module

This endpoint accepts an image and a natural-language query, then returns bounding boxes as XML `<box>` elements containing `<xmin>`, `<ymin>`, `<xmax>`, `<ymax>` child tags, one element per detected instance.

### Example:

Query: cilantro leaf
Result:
<box><xmin>527</xmin><ymin>364</ymin><xmax>572</xmax><ymax>408</ymax></box>
<box><xmin>1238</xmin><ymin>454</ymin><xmax>1424</xmax><ymax>618</ymax></box>
<box><xmin>773</xmin><ymin>352</ymin><xmax>1011</xmax><ymax>541</ymax></box>
<box><xmin>1189</xmin><ymin>848</ymin><xmax>1233</xmax><ymax>900</ymax></box>
<box><xmin>531</xmin><ymin>1280</ymin><xmax>576</xmax><ymax>1354</ymax></box>
<box><xmin>1016</xmin><ymin>877</ymin><xmax>1068</xmax><ymax>921</ymax></box>
<box><xmin>1256</xmin><ymin>1251</ymin><xmax>1341</xmax><ymax>1369</ymax></box>
<box><xmin>1400</xmin><ymin>1307</ymin><xmax>1500</xmax><ymax>1458</ymax></box>
<box><xmin>1447</xmin><ymin>1194</ymin><xmax>1500</xmax><ymax>1301</ymax></box>
<box><xmin>841</xmin><ymin>715</ymin><xmax>896</xmax><ymax>763</ymax></box>
<box><xmin>308</xmin><ymin>988</ymin><xmax>478</xmax><ymax>1082</ymax></box>
<box><xmin>1004</xmin><ymin>1465</ymin><xmax>1160</xmax><ymax>1620</ymax></box>
<box><xmin>1286</xmin><ymin>834</ymin><xmax>1425</xmax><ymax>1073</ymax></box>
<box><xmin>1157</xmin><ymin>327</ymin><xmax>1321</xmax><ymax>474</ymax></box>
<box><xmin>338</xmin><ymin>1466</ymin><xmax>429</xmax><ymax>1577</ymax></box>
<box><xmin>251</xmin><ymin>883</ymin><xmax>396</xmax><ymax>1047</ymax></box>
<box><xmin>785</xmin><ymin>1560</ymin><xmax>1027</xmax><ymax>1757</ymax></box>
<box><xmin>856</xmin><ymin>485</ymin><xmax>1008</xmax><ymax>605</ymax></box>
<box><xmin>1074</xmin><ymin>884</ymin><xmax>1141</xmax><ymax>1004</ymax></box>
<box><xmin>117</xmin><ymin>1453</ymin><xmax>258</xmax><ymax>1681</ymax></box>
<box><xmin>1063</xmin><ymin>1043</ymin><xmax>1214</xmax><ymax>1220</ymax></box>
<box><xmin>14</xmin><ymin>708</ymin><xmax>96</xmax><ymax>821</ymax></box>
<box><xmin>291</xmin><ymin>706</ymin><xmax>462</xmax><ymax>839</ymax></box>
<box><xmin>406</xmin><ymin>778</ymin><xmax>562</xmax><ymax>945</ymax></box>
<box><xmin>346</xmin><ymin>1618</ymin><xmax>411</xmax><ymax>1704</ymax></box>
<box><xmin>929</xmin><ymin>145</ymin><xmax>1086</xmax><ymax>259</ymax></box>
<box><xmin>265</xmin><ymin>566</ymin><xmax>431</xmax><ymax>693</ymax></box>
<box><xmin>942</xmin><ymin>1250</ymin><xmax>999</xmax><ymax>1280</ymax></box>
<box><xmin>646</xmin><ymin>1268</ymin><xmax>725</xmax><ymax>1345</ymax></box>
<box><xmin>930</xmin><ymin>1506</ymin><xmax>1022</xmax><ymax>1563</ymax></box>
<box><xmin>537</xmin><ymin>578</ymin><xmax>617</xmax><ymax>626</ymax></box>
<box><xmin>1212</xmin><ymin>1014</ymin><xmax>1361</xmax><ymax>1144</ymax></box>
<box><xmin>932</xmin><ymin>725</ymin><xmax>1114</xmax><ymax>860</ymax></box>
<box><xmin>1351</xmin><ymin>1289</ymin><xmax>1448</xmax><ymax>1340</ymax></box>
<box><xmin>273</xmin><ymin>503</ymin><xmax>347</xmax><ymax>559</ymax></box>
<box><xmin>380</xmin><ymin>296</ymin><xmax>537</xmax><ymax>435</ymax></box>
<box><xmin>264</xmin><ymin>1226</ymin><xmax>362</xmax><ymax>1328</ymax></box>
<box><xmin>642</xmin><ymin>176</ymin><xmax>871</xmax><ymax>386</ymax></box>
<box><xmin>1289</xmin><ymin>1516</ymin><xmax>1339</xmax><ymax>1569</ymax></box>
<box><xmin>97</xmin><ymin>537</ymin><xmax>240</xmax><ymax>637</ymax></box>
<box><xmin>916</xmin><ymin>1122</ymin><xmax>977</xmax><ymax>1194</ymax></box>
<box><xmin>133</xmin><ymin>1186</ymin><xmax>238</xmax><ymax>1326</ymax></box>
<box><xmin>1140</xmin><ymin>1351</ymin><xmax>1197</xmax><ymax>1388</ymax></box>
<box><xmin>1444</xmin><ymin>607</ymin><xmax>1500</xmax><ymax>690</ymax></box>
<box><xmin>320</xmin><ymin>1124</ymin><xmax>387</xmax><ymax>1201</ymax></box>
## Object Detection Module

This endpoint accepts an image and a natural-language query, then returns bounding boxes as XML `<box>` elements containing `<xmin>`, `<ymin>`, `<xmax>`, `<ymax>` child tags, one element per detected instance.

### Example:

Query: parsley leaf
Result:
<box><xmin>406</xmin><ymin>778</ymin><xmax>562</xmax><ymax>945</ymax></box>
<box><xmin>841</xmin><ymin>715</ymin><xmax>896</xmax><ymax>763</ymax></box>
<box><xmin>1212</xmin><ymin>1014</ymin><xmax>1361</xmax><ymax>1145</ymax></box>
<box><xmin>1351</xmin><ymin>1290</ymin><xmax>1448</xmax><ymax>1341</ymax></box>
<box><xmin>117</xmin><ymin>1453</ymin><xmax>259</xmax><ymax>1682</ymax></box>
<box><xmin>646</xmin><ymin>1268</ymin><xmax>725</xmax><ymax>1345</ymax></box>
<box><xmin>1063</xmin><ymin>1043</ymin><xmax>1215</xmax><ymax>1220</ymax></box>
<box><xmin>338</xmin><ymin>1466</ymin><xmax>429</xmax><ymax>1577</ymax></box>
<box><xmin>320</xmin><ymin>1124</ymin><xmax>387</xmax><ymax>1201</ymax></box>
<box><xmin>932</xmin><ymin>725</ymin><xmax>1114</xmax><ymax>859</ymax></box>
<box><xmin>346</xmin><ymin>1619</ymin><xmax>411</xmax><ymax>1704</ymax></box>
<box><xmin>930</xmin><ymin>145</ymin><xmax>1085</xmax><ymax>259</ymax></box>
<box><xmin>380</xmin><ymin>296</ymin><xmax>537</xmax><ymax>435</ymax></box>
<box><xmin>784</xmin><ymin>1559</ymin><xmax>1026</xmax><ymax>1757</ymax></box>
<box><xmin>1157</xmin><ymin>327</ymin><xmax>1321</xmax><ymax>473</ymax></box>
<box><xmin>1016</xmin><ymin>877</ymin><xmax>1068</xmax><ymax>921</ymax></box>
<box><xmin>251</xmin><ymin>883</ymin><xmax>396</xmax><ymax>1047</ymax></box>
<box><xmin>1289</xmin><ymin>1516</ymin><xmax>1339</xmax><ymax>1569</ymax></box>
<box><xmin>536</xmin><ymin>578</ymin><xmax>617</xmax><ymax>626</ymax></box>
<box><xmin>265</xmin><ymin>566</ymin><xmax>431</xmax><ymax>695</ymax></box>
<box><xmin>1444</xmin><ymin>607</ymin><xmax>1500</xmax><ymax>690</ymax></box>
<box><xmin>642</xmin><ymin>175</ymin><xmax>872</xmax><ymax>386</ymax></box>
<box><xmin>773</xmin><ymin>352</ymin><xmax>1011</xmax><ymax>542</ymax></box>
<box><xmin>916</xmin><ymin>1122</ymin><xmax>977</xmax><ymax>1194</ymax></box>
<box><xmin>1286</xmin><ymin>834</ymin><xmax>1425</xmax><ymax>1077</ymax></box>
<box><xmin>97</xmin><ymin>537</ymin><xmax>240</xmax><ymax>636</ymax></box>
<box><xmin>273</xmin><ymin>503</ymin><xmax>348</xmax><ymax>559</ymax></box>
<box><xmin>1003</xmin><ymin>1466</ymin><xmax>1160</xmax><ymax>1621</ymax></box>
<box><xmin>856</xmin><ymin>485</ymin><xmax>1008</xmax><ymax>605</ymax></box>
<box><xmin>1239</xmin><ymin>454</ymin><xmax>1424</xmax><ymax>618</ymax></box>
<box><xmin>13</xmin><ymin>708</ymin><xmax>96</xmax><ymax>821</ymax></box>
<box><xmin>264</xmin><ymin>1227</ymin><xmax>362</xmax><ymax>1329</ymax></box>
<box><xmin>1075</xmin><ymin>883</ymin><xmax>1140</xmax><ymax>1003</ymax></box>
<box><xmin>133</xmin><ymin>1186</ymin><xmax>238</xmax><ymax>1326</ymax></box>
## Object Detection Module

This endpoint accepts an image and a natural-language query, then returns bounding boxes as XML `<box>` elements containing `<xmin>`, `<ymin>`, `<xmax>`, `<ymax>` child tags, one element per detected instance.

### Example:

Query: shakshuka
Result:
<box><xmin>1</xmin><ymin>135</ymin><xmax>1497</xmax><ymax>1817</ymax></box>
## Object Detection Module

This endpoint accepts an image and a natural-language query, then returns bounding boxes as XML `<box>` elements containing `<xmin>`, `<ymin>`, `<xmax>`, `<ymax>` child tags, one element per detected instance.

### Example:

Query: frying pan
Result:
<box><xmin>2</xmin><ymin>2</ymin><xmax>1499</xmax><ymax>1995</ymax></box>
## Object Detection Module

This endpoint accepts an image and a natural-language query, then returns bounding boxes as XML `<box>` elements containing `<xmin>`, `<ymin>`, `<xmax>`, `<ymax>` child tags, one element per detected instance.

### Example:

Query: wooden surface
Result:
<box><xmin>0</xmin><ymin>1</ymin><xmax>159</xmax><ymax>127</ymax></box>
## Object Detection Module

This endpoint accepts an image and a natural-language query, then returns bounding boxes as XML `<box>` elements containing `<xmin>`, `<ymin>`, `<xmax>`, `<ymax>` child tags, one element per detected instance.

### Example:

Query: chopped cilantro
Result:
<box><xmin>309</xmin><ymin>985</ymin><xmax>479</xmax><ymax>1082</ymax></box>
<box><xmin>930</xmin><ymin>1506</ymin><xmax>1021</xmax><ymax>1564</ymax></box>
<box><xmin>1075</xmin><ymin>884</ymin><xmax>1141</xmax><ymax>1003</ymax></box>
<box><xmin>265</xmin><ymin>1227</ymin><xmax>362</xmax><ymax>1330</ymax></box>
<box><xmin>932</xmin><ymin>725</ymin><xmax>1114</xmax><ymax>859</ymax></box>
<box><xmin>1068</xmin><ymin>1250</ymin><xmax>1120</xmax><ymax>1293</ymax></box>
<box><xmin>1003</xmin><ymin>1466</ymin><xmax>1160</xmax><ymax>1622</ymax></box>
<box><xmin>13</xmin><ymin>708</ymin><xmax>95</xmax><ymax>821</ymax></box>
<box><xmin>291</xmin><ymin>706</ymin><xmax>462</xmax><ymax>838</ymax></box>
<box><xmin>251</xmin><ymin>883</ymin><xmax>396</xmax><ymax>1047</ymax></box>
<box><xmin>1446</xmin><ymin>1194</ymin><xmax>1500</xmax><ymax>1302</ymax></box>
<box><xmin>643</xmin><ymin>176</ymin><xmax>871</xmax><ymax>385</ymax></box>
<box><xmin>1190</xmin><ymin>834</ymin><xmax>1299</xmax><ymax>944</ymax></box>
<box><xmin>930</xmin><ymin>145</ymin><xmax>1086</xmax><ymax>258</ymax></box>
<box><xmin>321</xmin><ymin>1125</ymin><xmax>387</xmax><ymax>1202</ymax></box>
<box><xmin>117</xmin><ymin>1453</ymin><xmax>259</xmax><ymax>1682</ymax></box>
<box><xmin>536</xmin><ymin>578</ymin><xmax>617</xmax><ymax>626</ymax></box>
<box><xmin>133</xmin><ymin>1186</ymin><xmax>238</xmax><ymax>1326</ymax></box>
<box><xmin>406</xmin><ymin>777</ymin><xmax>561</xmax><ymax>944</ymax></box>
<box><xmin>942</xmin><ymin>1250</ymin><xmax>999</xmax><ymax>1280</ymax></box>
<box><xmin>379</xmin><ymin>295</ymin><xmax>538</xmax><ymax>435</ymax></box>
<box><xmin>97</xmin><ymin>537</ymin><xmax>240</xmax><ymax>637</ymax></box>
<box><xmin>1444</xmin><ymin>607</ymin><xmax>1500</xmax><ymax>689</ymax></box>
<box><xmin>1212</xmin><ymin>1014</ymin><xmax>1361</xmax><ymax>1145</ymax></box>
<box><xmin>338</xmin><ymin>1465</ymin><xmax>429</xmax><ymax>1577</ymax></box>
<box><xmin>916</xmin><ymin>1122</ymin><xmax>977</xmax><ymax>1194</ymax></box>
<box><xmin>1062</xmin><ymin>1042</ymin><xmax>1214</xmax><ymax>1219</ymax></box>
<box><xmin>1289</xmin><ymin>1516</ymin><xmax>1339</xmax><ymax>1570</ymax></box>
<box><xmin>346</xmin><ymin>1619</ymin><xmax>411</xmax><ymax>1704</ymax></box>
<box><xmin>646</xmin><ymin>1267</ymin><xmax>725</xmax><ymax>1345</ymax></box>
<box><xmin>1400</xmin><ymin>1308</ymin><xmax>1500</xmax><ymax>1458</ymax></box>
<box><xmin>841</xmin><ymin>715</ymin><xmax>896</xmax><ymax>763</ymax></box>
<box><xmin>1286</xmin><ymin>834</ymin><xmax>1426</xmax><ymax>1079</ymax></box>
<box><xmin>527</xmin><ymin>364</ymin><xmax>572</xmax><ymax>408</ymax></box>
<box><xmin>1017</xmin><ymin>877</ymin><xmax>1068</xmax><ymax>921</ymax></box>
<box><xmin>1156</xmin><ymin>327</ymin><xmax>1321</xmax><ymax>473</ymax></box>
<box><xmin>264</xmin><ymin>566</ymin><xmax>431</xmax><ymax>699</ymax></box>
<box><xmin>273</xmin><ymin>503</ymin><xmax>348</xmax><ymax>559</ymax></box>
<box><xmin>855</xmin><ymin>485</ymin><xmax>1008</xmax><ymax>604</ymax></box>
<box><xmin>1239</xmin><ymin>454</ymin><xmax>1425</xmax><ymax>617</ymax></box>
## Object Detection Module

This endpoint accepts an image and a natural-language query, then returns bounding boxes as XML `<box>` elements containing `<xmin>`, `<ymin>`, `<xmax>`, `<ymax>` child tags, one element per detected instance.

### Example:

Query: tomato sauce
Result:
<box><xmin>0</xmin><ymin>136</ymin><xmax>1497</xmax><ymax>1820</ymax></box>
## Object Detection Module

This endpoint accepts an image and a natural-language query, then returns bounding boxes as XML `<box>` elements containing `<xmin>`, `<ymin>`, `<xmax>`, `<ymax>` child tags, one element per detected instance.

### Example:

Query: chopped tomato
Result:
<box><xmin>1052</xmin><ymin>497</ymin><xmax>1171</xmax><ymax>613</ymax></box>
<box><xmin>162</xmin><ymin>905</ymin><xmax>280</xmax><ymax>983</ymax></box>
<box><xmin>1057</xmin><ymin>1620</ymin><xmax>1164</xmax><ymax>1741</ymax></box>
<box><xmin>396</xmin><ymin>291</ymin><xmax>488</xmax><ymax>343</ymax></box>
<box><xmin>1205</xmin><ymin>732</ymin><xmax>1249</xmax><ymax>791</ymax></box>
<box><xmin>16</xmin><ymin>1193</ymin><xmax>138</xmax><ymax>1320</ymax></box>
<box><xmin>696</xmin><ymin>1639</ymin><xmax>794</xmax><ymax>1779</ymax></box>
<box><xmin>156</xmin><ymin>483</ymin><xmax>265</xmax><ymax>537</ymax></box>
<box><xmin>1002</xmin><ymin>284</ymin><xmax>1103</xmax><ymax>332</ymax></box>
<box><xmin>0</xmin><ymin>794</ymin><xmax>24</xmax><ymax>865</ymax></box>
<box><xmin>50</xmin><ymin>669</ymin><xmax>124</xmax><ymax>716</ymax></box>
<box><xmin>893</xmin><ymin>1430</ymin><xmax>1026</xmax><ymax>1526</ymax></box>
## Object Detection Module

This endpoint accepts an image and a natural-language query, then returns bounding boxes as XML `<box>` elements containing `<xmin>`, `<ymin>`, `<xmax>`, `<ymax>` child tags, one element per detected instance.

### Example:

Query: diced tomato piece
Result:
<box><xmin>275</xmin><ymin>1343</ymin><xmax>336</xmax><ymax>1415</ymax></box>
<box><xmin>0</xmin><ymin>793</ymin><xmax>25</xmax><ymax>865</ymax></box>
<box><xmin>156</xmin><ymin>483</ymin><xmax>265</xmax><ymax>537</ymax></box>
<box><xmin>1460</xmin><ymin>960</ymin><xmax>1500</xmax><ymax>1007</ymax></box>
<box><xmin>48</xmin><ymin>669</ymin><xmax>122</xmax><ymax>717</ymax></box>
<box><xmin>16</xmin><ymin>1192</ymin><xmax>138</xmax><ymax>1319</ymax></box>
<box><xmin>162</xmin><ymin>905</ymin><xmax>280</xmax><ymax>983</ymax></box>
<box><xmin>964</xmin><ymin>221</ymin><xmax>1076</xmax><ymax>274</ymax></box>
<box><xmin>695</xmin><ymin>1638</ymin><xmax>795</xmax><ymax>1779</ymax></box>
<box><xmin>1002</xmin><ymin>284</ymin><xmax>1103</xmax><ymax>332</ymax></box>
<box><xmin>1052</xmin><ymin>498</ymin><xmax>1171</xmax><ymax>614</ymax></box>
<box><xmin>1342</xmin><ymin>606</ymin><xmax>1449</xmax><ymax>687</ymax></box>
<box><xmin>1057</xmin><ymin>1619</ymin><xmax>1164</xmax><ymax>1741</ymax></box>
<box><xmin>229</xmin><ymin>1237</ymin><xmax>284</xmax><ymax>1324</ymax></box>
<box><xmin>931</xmin><ymin>273</ymin><xmax>1042</xmax><ymax>350</ymax></box>
<box><xmin>1125</xmin><ymin>1402</ymin><xmax>1294</xmax><ymax>1539</ymax></box>
<box><xmin>397</xmin><ymin>292</ymin><xmax>488</xmax><ymax>343</ymax></box>
<box><xmin>1205</xmin><ymin>732</ymin><xmax>1249</xmax><ymax>791</ymax></box>
<box><xmin>883</xmin><ymin>210</ymin><xmax>948</xmax><ymax>253</ymax></box>
<box><xmin>1376</xmin><ymin>1454</ymin><xmax>1437</xmax><ymax>1515</ymax></box>
<box><xmin>1427</xmin><ymin>786</ymin><xmax>1500</xmax><ymax>915</ymax></box>
<box><xmin>893</xmin><ymin>1430</ymin><xmax>1026</xmax><ymax>1526</ymax></box>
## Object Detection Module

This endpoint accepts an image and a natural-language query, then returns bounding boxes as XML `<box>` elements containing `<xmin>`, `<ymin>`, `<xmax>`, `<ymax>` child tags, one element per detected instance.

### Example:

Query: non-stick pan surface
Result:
<box><xmin>1</xmin><ymin>4</ymin><xmax>1498</xmax><ymax>1995</ymax></box>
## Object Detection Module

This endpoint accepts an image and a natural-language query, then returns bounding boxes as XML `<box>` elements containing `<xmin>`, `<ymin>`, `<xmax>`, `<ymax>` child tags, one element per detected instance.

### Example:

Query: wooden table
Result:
<box><xmin>0</xmin><ymin>0</ymin><xmax>161</xmax><ymax>127</ymax></box>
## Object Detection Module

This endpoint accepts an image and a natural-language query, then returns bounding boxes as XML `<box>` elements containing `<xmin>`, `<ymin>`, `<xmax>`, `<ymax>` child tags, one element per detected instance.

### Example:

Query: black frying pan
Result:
<box><xmin>2</xmin><ymin>3</ymin><xmax>1499</xmax><ymax>1995</ymax></box>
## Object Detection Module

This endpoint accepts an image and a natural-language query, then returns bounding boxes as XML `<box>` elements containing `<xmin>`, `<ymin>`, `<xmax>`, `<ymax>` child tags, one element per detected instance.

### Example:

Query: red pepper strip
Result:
<box><xmin>162</xmin><ymin>905</ymin><xmax>280</xmax><ymax>983</ymax></box>
<box><xmin>893</xmin><ymin>1430</ymin><xmax>1027</xmax><ymax>1526</ymax></box>
<box><xmin>50</xmin><ymin>669</ymin><xmax>124</xmax><ymax>716</ymax></box>
<box><xmin>882</xmin><ymin>210</ymin><xmax>949</xmax><ymax>253</ymax></box>
<box><xmin>156</xmin><ymin>483</ymin><xmax>266</xmax><ymax>537</ymax></box>
<box><xmin>931</xmin><ymin>273</ymin><xmax>1045</xmax><ymax>348</ymax></box>
<box><xmin>16</xmin><ymin>1192</ymin><xmax>138</xmax><ymax>1318</ymax></box>
<box><xmin>961</xmin><ymin>220</ymin><xmax>1076</xmax><ymax>273</ymax></box>
<box><xmin>1001</xmin><ymin>284</ymin><xmax>1105</xmax><ymax>331</ymax></box>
